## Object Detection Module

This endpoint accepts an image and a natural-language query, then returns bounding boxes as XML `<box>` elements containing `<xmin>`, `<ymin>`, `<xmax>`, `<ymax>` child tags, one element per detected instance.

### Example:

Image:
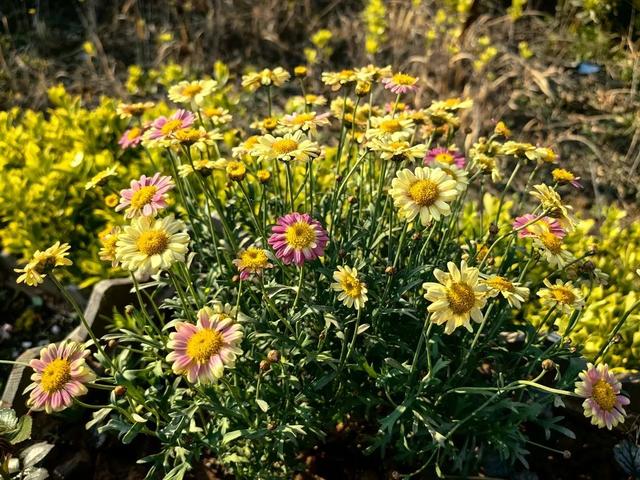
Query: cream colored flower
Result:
<box><xmin>537</xmin><ymin>279</ymin><xmax>585</xmax><ymax>314</ymax></box>
<box><xmin>530</xmin><ymin>184</ymin><xmax>575</xmax><ymax>231</ymax></box>
<box><xmin>389</xmin><ymin>167</ymin><xmax>458</xmax><ymax>226</ymax></box>
<box><xmin>423</xmin><ymin>261</ymin><xmax>488</xmax><ymax>334</ymax></box>
<box><xmin>367</xmin><ymin>135</ymin><xmax>427</xmax><ymax>162</ymax></box>
<box><xmin>168</xmin><ymin>79</ymin><xmax>217</xmax><ymax>105</ymax></box>
<box><xmin>482</xmin><ymin>275</ymin><xmax>529</xmax><ymax>309</ymax></box>
<box><xmin>331</xmin><ymin>266</ymin><xmax>368</xmax><ymax>310</ymax></box>
<box><xmin>533</xmin><ymin>231</ymin><xmax>574</xmax><ymax>268</ymax></box>
<box><xmin>116</xmin><ymin>215</ymin><xmax>190</xmax><ymax>275</ymax></box>
<box><xmin>252</xmin><ymin>131</ymin><xmax>320</xmax><ymax>162</ymax></box>
<box><xmin>366</xmin><ymin>115</ymin><xmax>414</xmax><ymax>140</ymax></box>
<box><xmin>242</xmin><ymin>67</ymin><xmax>290</xmax><ymax>92</ymax></box>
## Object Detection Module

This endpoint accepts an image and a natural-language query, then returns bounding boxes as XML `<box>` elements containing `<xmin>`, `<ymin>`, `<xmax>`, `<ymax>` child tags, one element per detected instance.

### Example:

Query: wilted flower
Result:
<box><xmin>530</xmin><ymin>184</ymin><xmax>575</xmax><ymax>231</ymax></box>
<box><xmin>575</xmin><ymin>363</ymin><xmax>629</xmax><ymax>430</ymax></box>
<box><xmin>268</xmin><ymin>212</ymin><xmax>328</xmax><ymax>266</ymax></box>
<box><xmin>25</xmin><ymin>341</ymin><xmax>96</xmax><ymax>413</ymax></box>
<box><xmin>482</xmin><ymin>275</ymin><xmax>529</xmax><ymax>309</ymax></box>
<box><xmin>167</xmin><ymin>307</ymin><xmax>243</xmax><ymax>383</ymax></box>
<box><xmin>15</xmin><ymin>242</ymin><xmax>73</xmax><ymax>286</ymax></box>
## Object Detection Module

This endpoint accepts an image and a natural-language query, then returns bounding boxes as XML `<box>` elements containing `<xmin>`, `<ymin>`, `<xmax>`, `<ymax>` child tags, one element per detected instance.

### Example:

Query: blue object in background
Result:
<box><xmin>576</xmin><ymin>62</ymin><xmax>601</xmax><ymax>75</ymax></box>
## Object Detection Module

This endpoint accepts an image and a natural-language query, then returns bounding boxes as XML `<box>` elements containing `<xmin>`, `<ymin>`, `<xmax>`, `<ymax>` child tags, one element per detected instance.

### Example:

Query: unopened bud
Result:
<box><xmin>114</xmin><ymin>385</ymin><xmax>127</xmax><ymax>397</ymax></box>
<box><xmin>347</xmin><ymin>195</ymin><xmax>357</xmax><ymax>205</ymax></box>
<box><xmin>267</xmin><ymin>350</ymin><xmax>281</xmax><ymax>363</ymax></box>
<box><xmin>385</xmin><ymin>266</ymin><xmax>396</xmax><ymax>276</ymax></box>
<box><xmin>489</xmin><ymin>223</ymin><xmax>499</xmax><ymax>236</ymax></box>
<box><xmin>107</xmin><ymin>339</ymin><xmax>118</xmax><ymax>349</ymax></box>
<box><xmin>259</xmin><ymin>360</ymin><xmax>270</xmax><ymax>372</ymax></box>
<box><xmin>541</xmin><ymin>359</ymin><xmax>556</xmax><ymax>371</ymax></box>
<box><xmin>412</xmin><ymin>232</ymin><xmax>422</xmax><ymax>241</ymax></box>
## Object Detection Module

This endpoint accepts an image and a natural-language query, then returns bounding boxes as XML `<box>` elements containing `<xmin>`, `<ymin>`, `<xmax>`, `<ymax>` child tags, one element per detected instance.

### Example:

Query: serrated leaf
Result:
<box><xmin>614</xmin><ymin>440</ymin><xmax>640</xmax><ymax>477</ymax></box>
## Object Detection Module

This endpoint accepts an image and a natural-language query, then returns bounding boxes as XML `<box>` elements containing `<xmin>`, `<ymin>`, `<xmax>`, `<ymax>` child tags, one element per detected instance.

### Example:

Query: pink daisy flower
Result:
<box><xmin>382</xmin><ymin>73</ymin><xmax>418</xmax><ymax>94</ymax></box>
<box><xmin>166</xmin><ymin>307</ymin><xmax>243</xmax><ymax>384</ymax></box>
<box><xmin>24</xmin><ymin>341</ymin><xmax>96</xmax><ymax>414</ymax></box>
<box><xmin>424</xmin><ymin>147</ymin><xmax>466</xmax><ymax>168</ymax></box>
<box><xmin>118</xmin><ymin>126</ymin><xmax>145</xmax><ymax>149</ymax></box>
<box><xmin>268</xmin><ymin>212</ymin><xmax>329</xmax><ymax>266</ymax></box>
<box><xmin>116</xmin><ymin>173</ymin><xmax>174</xmax><ymax>218</ymax></box>
<box><xmin>575</xmin><ymin>363</ymin><xmax>630</xmax><ymax>430</ymax></box>
<box><xmin>512</xmin><ymin>214</ymin><xmax>566</xmax><ymax>239</ymax></box>
<box><xmin>146</xmin><ymin>109</ymin><xmax>195</xmax><ymax>140</ymax></box>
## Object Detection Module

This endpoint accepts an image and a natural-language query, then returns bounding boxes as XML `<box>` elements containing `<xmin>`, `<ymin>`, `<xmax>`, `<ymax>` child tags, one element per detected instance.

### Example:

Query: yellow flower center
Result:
<box><xmin>105</xmin><ymin>194</ymin><xmax>119</xmax><ymax>208</ymax></box>
<box><xmin>240</xmin><ymin>248</ymin><xmax>269</xmax><ymax>269</ymax></box>
<box><xmin>486</xmin><ymin>276</ymin><xmax>514</xmax><ymax>292</ymax></box>
<box><xmin>181</xmin><ymin>83</ymin><xmax>203</xmax><ymax>97</ymax></box>
<box><xmin>435</xmin><ymin>152</ymin><xmax>455</xmax><ymax>164</ymax></box>
<box><xmin>341</xmin><ymin>275</ymin><xmax>363</xmax><ymax>298</ymax></box>
<box><xmin>174</xmin><ymin>128</ymin><xmax>205</xmax><ymax>143</ymax></box>
<box><xmin>552</xmin><ymin>168</ymin><xmax>575</xmax><ymax>182</ymax></box>
<box><xmin>40</xmin><ymin>358</ymin><xmax>71</xmax><ymax>393</ymax></box>
<box><xmin>380</xmin><ymin>119</ymin><xmax>401</xmax><ymax>133</ymax></box>
<box><xmin>408</xmin><ymin>179</ymin><xmax>440</xmax><ymax>207</ymax></box>
<box><xmin>263</xmin><ymin>118</ymin><xmax>278</xmax><ymax>130</ymax></box>
<box><xmin>204</xmin><ymin>107</ymin><xmax>223</xmax><ymax>117</ymax></box>
<box><xmin>592</xmin><ymin>379</ymin><xmax>617</xmax><ymax>411</ymax></box>
<box><xmin>186</xmin><ymin>328</ymin><xmax>223</xmax><ymax>363</ymax></box>
<box><xmin>160</xmin><ymin>119</ymin><xmax>184</xmax><ymax>135</ymax></box>
<box><xmin>446</xmin><ymin>282</ymin><xmax>476</xmax><ymax>315</ymax></box>
<box><xmin>540</xmin><ymin>232</ymin><xmax>562</xmax><ymax>254</ymax></box>
<box><xmin>285</xmin><ymin>221</ymin><xmax>316</xmax><ymax>249</ymax></box>
<box><xmin>273</xmin><ymin>139</ymin><xmax>299</xmax><ymax>155</ymax></box>
<box><xmin>551</xmin><ymin>286</ymin><xmax>575</xmax><ymax>305</ymax></box>
<box><xmin>130</xmin><ymin>185</ymin><xmax>158</xmax><ymax>209</ymax></box>
<box><xmin>127</xmin><ymin>127</ymin><xmax>142</xmax><ymax>140</ymax></box>
<box><xmin>392</xmin><ymin>73</ymin><xmax>417</xmax><ymax>86</ymax></box>
<box><xmin>136</xmin><ymin>230</ymin><xmax>169</xmax><ymax>256</ymax></box>
<box><xmin>389</xmin><ymin>141</ymin><xmax>408</xmax><ymax>150</ymax></box>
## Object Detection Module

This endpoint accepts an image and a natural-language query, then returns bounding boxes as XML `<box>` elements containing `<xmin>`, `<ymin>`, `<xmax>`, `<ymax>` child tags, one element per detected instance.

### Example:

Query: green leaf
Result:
<box><xmin>222</xmin><ymin>429</ymin><xmax>244</xmax><ymax>445</ymax></box>
<box><xmin>9</xmin><ymin>414</ymin><xmax>32</xmax><ymax>445</ymax></box>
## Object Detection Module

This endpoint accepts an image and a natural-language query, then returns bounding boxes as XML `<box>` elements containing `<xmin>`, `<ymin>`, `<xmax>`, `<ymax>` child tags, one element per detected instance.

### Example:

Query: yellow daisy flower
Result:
<box><xmin>389</xmin><ymin>167</ymin><xmax>459</xmax><ymax>226</ymax></box>
<box><xmin>168</xmin><ymin>79</ymin><xmax>217</xmax><ymax>105</ymax></box>
<box><xmin>423</xmin><ymin>261</ymin><xmax>488</xmax><ymax>334</ymax></box>
<box><xmin>366</xmin><ymin>115</ymin><xmax>414</xmax><ymax>140</ymax></box>
<box><xmin>530</xmin><ymin>184</ymin><xmax>575</xmax><ymax>231</ymax></box>
<box><xmin>252</xmin><ymin>131</ymin><xmax>320</xmax><ymax>163</ymax></box>
<box><xmin>482</xmin><ymin>275</ymin><xmax>529</xmax><ymax>309</ymax></box>
<box><xmin>116</xmin><ymin>215</ymin><xmax>190</xmax><ymax>276</ymax></box>
<box><xmin>537</xmin><ymin>279</ymin><xmax>585</xmax><ymax>314</ymax></box>
<box><xmin>15</xmin><ymin>242</ymin><xmax>73</xmax><ymax>286</ymax></box>
<box><xmin>331</xmin><ymin>266</ymin><xmax>368</xmax><ymax>310</ymax></box>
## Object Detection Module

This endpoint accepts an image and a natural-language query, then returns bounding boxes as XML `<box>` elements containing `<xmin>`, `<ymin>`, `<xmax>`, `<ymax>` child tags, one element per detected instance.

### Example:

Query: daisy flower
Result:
<box><xmin>168</xmin><ymin>79</ymin><xmax>217</xmax><ymax>105</ymax></box>
<box><xmin>366</xmin><ymin>115</ymin><xmax>414</xmax><ymax>140</ymax></box>
<box><xmin>552</xmin><ymin>168</ymin><xmax>582</xmax><ymax>189</ymax></box>
<box><xmin>331</xmin><ymin>266</ymin><xmax>368</xmax><ymax>310</ymax></box>
<box><xmin>534</xmin><ymin>231</ymin><xmax>574</xmax><ymax>268</ymax></box>
<box><xmin>428</xmin><ymin>97</ymin><xmax>473</xmax><ymax>112</ymax></box>
<box><xmin>494</xmin><ymin>121</ymin><xmax>511</xmax><ymax>137</ymax></box>
<box><xmin>482</xmin><ymin>275</ymin><xmax>529</xmax><ymax>309</ymax></box>
<box><xmin>321</xmin><ymin>69</ymin><xmax>358</xmax><ymax>91</ymax></box>
<box><xmin>473</xmin><ymin>153</ymin><xmax>502</xmax><ymax>182</ymax></box>
<box><xmin>15</xmin><ymin>242</ymin><xmax>72</xmax><ymax>286</ymax></box>
<box><xmin>178</xmin><ymin>158</ymin><xmax>227</xmax><ymax>178</ymax></box>
<box><xmin>438</xmin><ymin>165</ymin><xmax>469</xmax><ymax>194</ymax></box>
<box><xmin>252</xmin><ymin>131</ymin><xmax>320</xmax><ymax>163</ymax></box>
<box><xmin>389</xmin><ymin>167</ymin><xmax>459</xmax><ymax>226</ymax></box>
<box><xmin>278</xmin><ymin>111</ymin><xmax>331</xmax><ymax>135</ymax></box>
<box><xmin>226</xmin><ymin>161</ymin><xmax>247</xmax><ymax>182</ymax></box>
<box><xmin>424</xmin><ymin>147</ymin><xmax>466</xmax><ymax>169</ymax></box>
<box><xmin>232</xmin><ymin>135</ymin><xmax>260</xmax><ymax>159</ymax></box>
<box><xmin>145</xmin><ymin>109</ymin><xmax>196</xmax><ymax>143</ymax></box>
<box><xmin>116</xmin><ymin>214</ymin><xmax>190</xmax><ymax>276</ymax></box>
<box><xmin>268</xmin><ymin>212</ymin><xmax>329</xmax><ymax>266</ymax></box>
<box><xmin>537</xmin><ymin>279</ymin><xmax>585</xmax><ymax>314</ymax></box>
<box><xmin>242</xmin><ymin>67</ymin><xmax>290</xmax><ymax>92</ymax></box>
<box><xmin>202</xmin><ymin>107</ymin><xmax>232</xmax><ymax>126</ymax></box>
<box><xmin>527</xmin><ymin>146</ymin><xmax>557</xmax><ymax>164</ymax></box>
<box><xmin>367</xmin><ymin>135</ymin><xmax>427</xmax><ymax>162</ymax></box>
<box><xmin>382</xmin><ymin>72</ymin><xmax>418</xmax><ymax>94</ymax></box>
<box><xmin>173</xmin><ymin>127</ymin><xmax>222</xmax><ymax>150</ymax></box>
<box><xmin>530</xmin><ymin>184</ymin><xmax>576</xmax><ymax>231</ymax></box>
<box><xmin>166</xmin><ymin>307</ymin><xmax>243</xmax><ymax>384</ymax></box>
<box><xmin>116</xmin><ymin>101</ymin><xmax>155</xmax><ymax>119</ymax></box>
<box><xmin>118</xmin><ymin>127</ymin><xmax>145</xmax><ymax>150</ymax></box>
<box><xmin>257</xmin><ymin>169</ymin><xmax>271</xmax><ymax>184</ymax></box>
<box><xmin>85</xmin><ymin>165</ymin><xmax>119</xmax><ymax>190</ymax></box>
<box><xmin>24</xmin><ymin>341</ymin><xmax>96</xmax><ymax>413</ymax></box>
<box><xmin>575</xmin><ymin>363</ymin><xmax>630</xmax><ymax>430</ymax></box>
<box><xmin>512</xmin><ymin>214</ymin><xmax>566</xmax><ymax>239</ymax></box>
<box><xmin>354</xmin><ymin>64</ymin><xmax>392</xmax><ymax>82</ymax></box>
<box><xmin>99</xmin><ymin>227</ymin><xmax>121</xmax><ymax>267</ymax></box>
<box><xmin>116</xmin><ymin>173</ymin><xmax>174</xmax><ymax>218</ymax></box>
<box><xmin>233</xmin><ymin>246</ymin><xmax>273</xmax><ymax>280</ymax></box>
<box><xmin>423</xmin><ymin>261</ymin><xmax>488</xmax><ymax>334</ymax></box>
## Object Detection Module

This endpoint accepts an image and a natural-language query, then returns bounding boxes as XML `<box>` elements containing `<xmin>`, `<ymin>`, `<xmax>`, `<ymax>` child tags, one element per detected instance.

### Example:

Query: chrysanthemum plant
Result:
<box><xmin>12</xmin><ymin>67</ymin><xmax>640</xmax><ymax>479</ymax></box>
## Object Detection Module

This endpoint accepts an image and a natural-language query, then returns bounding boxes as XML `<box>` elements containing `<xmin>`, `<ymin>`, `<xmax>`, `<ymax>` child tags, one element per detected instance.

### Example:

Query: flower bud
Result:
<box><xmin>541</xmin><ymin>359</ymin><xmax>556</xmax><ymax>371</ymax></box>
<box><xmin>114</xmin><ymin>385</ymin><xmax>127</xmax><ymax>397</ymax></box>
<box><xmin>294</xmin><ymin>66</ymin><xmax>308</xmax><ymax>78</ymax></box>
<box><xmin>385</xmin><ymin>265</ymin><xmax>396</xmax><ymax>276</ymax></box>
<box><xmin>267</xmin><ymin>350</ymin><xmax>281</xmax><ymax>363</ymax></box>
<box><xmin>259</xmin><ymin>360</ymin><xmax>270</xmax><ymax>372</ymax></box>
